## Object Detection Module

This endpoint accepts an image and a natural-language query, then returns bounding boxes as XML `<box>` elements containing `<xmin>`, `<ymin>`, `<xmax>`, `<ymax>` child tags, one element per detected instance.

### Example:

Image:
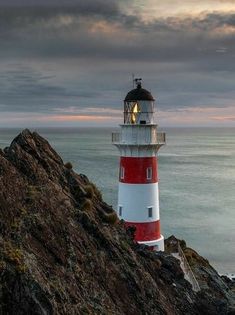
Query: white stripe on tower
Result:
<box><xmin>118</xmin><ymin>182</ymin><xmax>160</xmax><ymax>222</ymax></box>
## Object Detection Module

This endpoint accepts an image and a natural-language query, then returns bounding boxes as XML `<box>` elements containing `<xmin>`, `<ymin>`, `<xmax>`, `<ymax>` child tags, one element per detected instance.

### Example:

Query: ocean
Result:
<box><xmin>0</xmin><ymin>127</ymin><xmax>234</xmax><ymax>275</ymax></box>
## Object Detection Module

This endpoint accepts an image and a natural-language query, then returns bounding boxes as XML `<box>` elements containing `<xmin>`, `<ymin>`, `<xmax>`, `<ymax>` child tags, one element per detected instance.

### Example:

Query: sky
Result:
<box><xmin>0</xmin><ymin>0</ymin><xmax>235</xmax><ymax>127</ymax></box>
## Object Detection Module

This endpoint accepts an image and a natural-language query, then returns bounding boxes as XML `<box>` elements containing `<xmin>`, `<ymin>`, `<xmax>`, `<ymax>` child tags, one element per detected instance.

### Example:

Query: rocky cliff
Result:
<box><xmin>0</xmin><ymin>129</ymin><xmax>234</xmax><ymax>315</ymax></box>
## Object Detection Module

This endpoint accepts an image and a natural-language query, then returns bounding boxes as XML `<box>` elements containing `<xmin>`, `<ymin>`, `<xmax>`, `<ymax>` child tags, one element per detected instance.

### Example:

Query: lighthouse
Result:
<box><xmin>112</xmin><ymin>78</ymin><xmax>166</xmax><ymax>251</ymax></box>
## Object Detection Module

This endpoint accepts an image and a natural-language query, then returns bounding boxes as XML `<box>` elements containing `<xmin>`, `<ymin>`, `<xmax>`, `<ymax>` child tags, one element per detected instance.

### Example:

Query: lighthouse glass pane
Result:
<box><xmin>124</xmin><ymin>101</ymin><xmax>154</xmax><ymax>124</ymax></box>
<box><xmin>131</xmin><ymin>103</ymin><xmax>140</xmax><ymax>124</ymax></box>
<box><xmin>148</xmin><ymin>207</ymin><xmax>153</xmax><ymax>218</ymax></box>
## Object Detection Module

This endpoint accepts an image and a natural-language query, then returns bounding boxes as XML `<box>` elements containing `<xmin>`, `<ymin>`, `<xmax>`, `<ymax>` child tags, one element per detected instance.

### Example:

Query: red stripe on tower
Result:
<box><xmin>125</xmin><ymin>221</ymin><xmax>161</xmax><ymax>241</ymax></box>
<box><xmin>119</xmin><ymin>157</ymin><xmax>158</xmax><ymax>184</ymax></box>
<box><xmin>112</xmin><ymin>78</ymin><xmax>166</xmax><ymax>251</ymax></box>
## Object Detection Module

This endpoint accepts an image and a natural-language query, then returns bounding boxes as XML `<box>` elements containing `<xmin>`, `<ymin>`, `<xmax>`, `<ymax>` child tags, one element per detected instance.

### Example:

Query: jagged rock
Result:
<box><xmin>165</xmin><ymin>236</ymin><xmax>235</xmax><ymax>314</ymax></box>
<box><xmin>0</xmin><ymin>130</ymin><xmax>234</xmax><ymax>314</ymax></box>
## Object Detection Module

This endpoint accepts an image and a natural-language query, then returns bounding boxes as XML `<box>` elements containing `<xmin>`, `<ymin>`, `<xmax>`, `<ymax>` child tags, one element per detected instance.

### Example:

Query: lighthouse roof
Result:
<box><xmin>124</xmin><ymin>83</ymin><xmax>155</xmax><ymax>101</ymax></box>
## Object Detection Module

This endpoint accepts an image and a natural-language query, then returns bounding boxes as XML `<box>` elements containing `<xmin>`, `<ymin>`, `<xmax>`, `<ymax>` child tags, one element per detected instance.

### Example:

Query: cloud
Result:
<box><xmin>212</xmin><ymin>116</ymin><xmax>235</xmax><ymax>121</ymax></box>
<box><xmin>53</xmin><ymin>106</ymin><xmax>122</xmax><ymax>115</ymax></box>
<box><xmin>158</xmin><ymin>105</ymin><xmax>235</xmax><ymax>126</ymax></box>
<box><xmin>0</xmin><ymin>0</ymin><xmax>121</xmax><ymax>15</ymax></box>
<box><xmin>0</xmin><ymin>111</ymin><xmax>121</xmax><ymax>128</ymax></box>
<box><xmin>0</xmin><ymin>1</ymin><xmax>235</xmax><ymax>126</ymax></box>
<box><xmin>0</xmin><ymin>63</ymin><xmax>112</xmax><ymax>115</ymax></box>
<box><xmin>1</xmin><ymin>5</ymin><xmax>235</xmax><ymax>65</ymax></box>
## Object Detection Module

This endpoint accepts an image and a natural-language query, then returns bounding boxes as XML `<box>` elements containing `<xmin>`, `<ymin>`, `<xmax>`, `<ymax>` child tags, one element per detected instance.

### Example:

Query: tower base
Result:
<box><xmin>138</xmin><ymin>234</ymin><xmax>164</xmax><ymax>251</ymax></box>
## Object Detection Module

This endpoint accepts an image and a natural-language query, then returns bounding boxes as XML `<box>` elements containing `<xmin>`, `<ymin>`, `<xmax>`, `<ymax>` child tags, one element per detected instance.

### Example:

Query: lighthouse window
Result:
<box><xmin>146</xmin><ymin>167</ymin><xmax>152</xmax><ymax>180</ymax></box>
<box><xmin>131</xmin><ymin>103</ymin><xmax>140</xmax><ymax>124</ymax></box>
<box><xmin>120</xmin><ymin>166</ymin><xmax>125</xmax><ymax>179</ymax></box>
<box><xmin>148</xmin><ymin>207</ymin><xmax>153</xmax><ymax>218</ymax></box>
<box><xmin>119</xmin><ymin>206</ymin><xmax>123</xmax><ymax>216</ymax></box>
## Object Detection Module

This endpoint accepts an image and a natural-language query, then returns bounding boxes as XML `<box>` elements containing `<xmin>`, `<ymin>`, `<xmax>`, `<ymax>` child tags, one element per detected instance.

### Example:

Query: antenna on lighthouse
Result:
<box><xmin>134</xmin><ymin>78</ymin><xmax>142</xmax><ymax>88</ymax></box>
<box><xmin>132</xmin><ymin>73</ymin><xmax>135</xmax><ymax>88</ymax></box>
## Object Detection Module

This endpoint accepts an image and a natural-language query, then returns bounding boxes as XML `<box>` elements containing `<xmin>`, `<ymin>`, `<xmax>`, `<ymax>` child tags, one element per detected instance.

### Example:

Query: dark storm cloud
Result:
<box><xmin>1</xmin><ymin>5</ymin><xmax>235</xmax><ymax>64</ymax></box>
<box><xmin>0</xmin><ymin>0</ymin><xmax>121</xmax><ymax>34</ymax></box>
<box><xmin>0</xmin><ymin>0</ymin><xmax>120</xmax><ymax>15</ymax></box>
<box><xmin>0</xmin><ymin>0</ymin><xmax>124</xmax><ymax>41</ymax></box>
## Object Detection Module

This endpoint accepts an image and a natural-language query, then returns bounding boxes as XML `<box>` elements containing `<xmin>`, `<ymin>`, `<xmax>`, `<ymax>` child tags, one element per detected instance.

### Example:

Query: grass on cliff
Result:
<box><xmin>184</xmin><ymin>247</ymin><xmax>209</xmax><ymax>267</ymax></box>
<box><xmin>73</xmin><ymin>183</ymin><xmax>103</xmax><ymax>203</ymax></box>
<box><xmin>64</xmin><ymin>162</ymin><xmax>73</xmax><ymax>170</ymax></box>
<box><xmin>26</xmin><ymin>185</ymin><xmax>41</xmax><ymax>203</ymax></box>
<box><xmin>81</xmin><ymin>198</ymin><xmax>93</xmax><ymax>212</ymax></box>
<box><xmin>83</xmin><ymin>185</ymin><xmax>95</xmax><ymax>199</ymax></box>
<box><xmin>1</xmin><ymin>241</ymin><xmax>27</xmax><ymax>273</ymax></box>
<box><xmin>102</xmin><ymin>211</ymin><xmax>118</xmax><ymax>225</ymax></box>
<box><xmin>83</xmin><ymin>184</ymin><xmax>102</xmax><ymax>201</ymax></box>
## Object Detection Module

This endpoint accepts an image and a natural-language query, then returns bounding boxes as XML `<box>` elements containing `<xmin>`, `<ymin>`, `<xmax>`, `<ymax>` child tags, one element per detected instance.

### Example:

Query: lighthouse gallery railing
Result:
<box><xmin>112</xmin><ymin>132</ymin><xmax>166</xmax><ymax>145</ymax></box>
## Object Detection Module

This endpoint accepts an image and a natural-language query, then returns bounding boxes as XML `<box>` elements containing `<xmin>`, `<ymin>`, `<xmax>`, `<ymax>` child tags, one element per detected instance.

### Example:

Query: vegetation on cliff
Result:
<box><xmin>0</xmin><ymin>129</ymin><xmax>234</xmax><ymax>314</ymax></box>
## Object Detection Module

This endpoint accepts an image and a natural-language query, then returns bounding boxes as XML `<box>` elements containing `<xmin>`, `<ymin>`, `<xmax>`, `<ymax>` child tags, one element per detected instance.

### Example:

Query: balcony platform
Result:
<box><xmin>112</xmin><ymin>132</ymin><xmax>166</xmax><ymax>146</ymax></box>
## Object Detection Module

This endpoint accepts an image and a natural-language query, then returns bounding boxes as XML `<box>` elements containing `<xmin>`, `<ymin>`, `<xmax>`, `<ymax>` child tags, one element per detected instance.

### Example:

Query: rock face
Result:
<box><xmin>0</xmin><ymin>129</ymin><xmax>234</xmax><ymax>315</ymax></box>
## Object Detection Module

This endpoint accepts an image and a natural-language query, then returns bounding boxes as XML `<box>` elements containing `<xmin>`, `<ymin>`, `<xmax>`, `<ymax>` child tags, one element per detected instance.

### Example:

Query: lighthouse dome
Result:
<box><xmin>124</xmin><ymin>83</ymin><xmax>154</xmax><ymax>101</ymax></box>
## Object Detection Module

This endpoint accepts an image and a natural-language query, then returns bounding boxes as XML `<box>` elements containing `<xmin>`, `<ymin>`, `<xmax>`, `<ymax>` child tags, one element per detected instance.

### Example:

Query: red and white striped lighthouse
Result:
<box><xmin>112</xmin><ymin>78</ymin><xmax>166</xmax><ymax>251</ymax></box>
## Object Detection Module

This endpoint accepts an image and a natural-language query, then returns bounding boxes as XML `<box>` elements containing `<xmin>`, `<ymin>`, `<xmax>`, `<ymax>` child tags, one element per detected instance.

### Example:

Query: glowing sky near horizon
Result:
<box><xmin>127</xmin><ymin>0</ymin><xmax>235</xmax><ymax>18</ymax></box>
<box><xmin>0</xmin><ymin>0</ymin><xmax>235</xmax><ymax>127</ymax></box>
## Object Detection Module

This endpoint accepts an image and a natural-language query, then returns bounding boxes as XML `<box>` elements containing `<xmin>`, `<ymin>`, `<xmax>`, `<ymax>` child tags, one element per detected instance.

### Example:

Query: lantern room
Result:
<box><xmin>124</xmin><ymin>79</ymin><xmax>155</xmax><ymax>125</ymax></box>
